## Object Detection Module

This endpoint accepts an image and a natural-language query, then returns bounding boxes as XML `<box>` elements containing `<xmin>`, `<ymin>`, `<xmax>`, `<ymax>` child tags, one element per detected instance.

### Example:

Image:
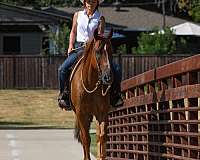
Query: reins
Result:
<box><xmin>78</xmin><ymin>31</ymin><xmax>113</xmax><ymax>96</ymax></box>
<box><xmin>71</xmin><ymin>44</ymin><xmax>86</xmax><ymax>52</ymax></box>
<box><xmin>81</xmin><ymin>65</ymin><xmax>111</xmax><ymax>96</ymax></box>
<box><xmin>81</xmin><ymin>68</ymin><xmax>100</xmax><ymax>93</ymax></box>
<box><xmin>102</xmin><ymin>85</ymin><xmax>111</xmax><ymax>96</ymax></box>
<box><xmin>80</xmin><ymin>42</ymin><xmax>111</xmax><ymax>96</ymax></box>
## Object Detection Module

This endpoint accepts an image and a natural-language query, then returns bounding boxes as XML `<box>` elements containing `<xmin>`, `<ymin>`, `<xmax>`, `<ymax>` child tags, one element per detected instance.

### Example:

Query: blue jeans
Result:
<box><xmin>58</xmin><ymin>45</ymin><xmax>122</xmax><ymax>94</ymax></box>
<box><xmin>58</xmin><ymin>45</ymin><xmax>83</xmax><ymax>93</ymax></box>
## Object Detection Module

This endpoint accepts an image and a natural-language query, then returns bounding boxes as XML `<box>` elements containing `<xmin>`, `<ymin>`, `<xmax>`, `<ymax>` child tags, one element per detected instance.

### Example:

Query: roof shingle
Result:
<box><xmin>58</xmin><ymin>6</ymin><xmax>188</xmax><ymax>30</ymax></box>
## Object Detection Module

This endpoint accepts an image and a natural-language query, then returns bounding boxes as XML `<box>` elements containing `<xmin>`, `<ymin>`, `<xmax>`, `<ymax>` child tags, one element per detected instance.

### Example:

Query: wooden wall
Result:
<box><xmin>0</xmin><ymin>54</ymin><xmax>190</xmax><ymax>89</ymax></box>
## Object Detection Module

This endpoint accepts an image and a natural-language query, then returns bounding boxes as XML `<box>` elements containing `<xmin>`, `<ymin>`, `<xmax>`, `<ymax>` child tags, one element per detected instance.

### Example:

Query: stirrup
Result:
<box><xmin>111</xmin><ymin>93</ymin><xmax>124</xmax><ymax>107</ymax></box>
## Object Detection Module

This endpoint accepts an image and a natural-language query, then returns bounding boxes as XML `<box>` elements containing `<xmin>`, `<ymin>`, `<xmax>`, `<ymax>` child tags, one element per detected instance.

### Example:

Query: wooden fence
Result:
<box><xmin>0</xmin><ymin>54</ymin><xmax>191</xmax><ymax>89</ymax></box>
<box><xmin>106</xmin><ymin>54</ymin><xmax>200</xmax><ymax>160</ymax></box>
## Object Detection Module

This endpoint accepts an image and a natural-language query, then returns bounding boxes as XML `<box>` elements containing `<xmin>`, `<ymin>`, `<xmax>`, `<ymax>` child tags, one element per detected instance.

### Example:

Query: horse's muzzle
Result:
<box><xmin>101</xmin><ymin>70</ymin><xmax>112</xmax><ymax>85</ymax></box>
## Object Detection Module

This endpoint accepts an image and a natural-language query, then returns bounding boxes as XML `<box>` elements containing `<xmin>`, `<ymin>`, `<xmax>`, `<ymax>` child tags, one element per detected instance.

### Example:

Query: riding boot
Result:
<box><xmin>110</xmin><ymin>90</ymin><xmax>124</xmax><ymax>107</ymax></box>
<box><xmin>58</xmin><ymin>91</ymin><xmax>72</xmax><ymax>111</ymax></box>
<box><xmin>110</xmin><ymin>62</ymin><xmax>123</xmax><ymax>107</ymax></box>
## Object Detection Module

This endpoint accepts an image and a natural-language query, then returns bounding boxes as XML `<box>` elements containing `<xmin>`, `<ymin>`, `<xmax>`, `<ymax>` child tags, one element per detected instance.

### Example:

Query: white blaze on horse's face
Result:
<box><xmin>93</xmin><ymin>28</ymin><xmax>113</xmax><ymax>85</ymax></box>
<box><xmin>96</xmin><ymin>40</ymin><xmax>112</xmax><ymax>85</ymax></box>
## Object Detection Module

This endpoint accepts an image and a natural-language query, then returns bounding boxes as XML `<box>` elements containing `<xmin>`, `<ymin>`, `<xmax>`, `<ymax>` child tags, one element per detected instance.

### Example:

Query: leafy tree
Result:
<box><xmin>178</xmin><ymin>0</ymin><xmax>190</xmax><ymax>11</ymax></box>
<box><xmin>135</xmin><ymin>27</ymin><xmax>176</xmax><ymax>55</ymax></box>
<box><xmin>44</xmin><ymin>23</ymin><xmax>70</xmax><ymax>55</ymax></box>
<box><xmin>56</xmin><ymin>23</ymin><xmax>70</xmax><ymax>54</ymax></box>
<box><xmin>189</xmin><ymin>1</ymin><xmax>200</xmax><ymax>22</ymax></box>
<box><xmin>39</xmin><ymin>0</ymin><xmax>67</xmax><ymax>7</ymax></box>
<box><xmin>65</xmin><ymin>0</ymin><xmax>81</xmax><ymax>7</ymax></box>
<box><xmin>116</xmin><ymin>44</ymin><xmax>126</xmax><ymax>54</ymax></box>
<box><xmin>177</xmin><ymin>0</ymin><xmax>200</xmax><ymax>22</ymax></box>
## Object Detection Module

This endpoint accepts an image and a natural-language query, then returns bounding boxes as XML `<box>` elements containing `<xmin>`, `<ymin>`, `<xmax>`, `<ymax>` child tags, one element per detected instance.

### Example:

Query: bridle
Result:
<box><xmin>81</xmin><ymin>38</ymin><xmax>112</xmax><ymax>96</ymax></box>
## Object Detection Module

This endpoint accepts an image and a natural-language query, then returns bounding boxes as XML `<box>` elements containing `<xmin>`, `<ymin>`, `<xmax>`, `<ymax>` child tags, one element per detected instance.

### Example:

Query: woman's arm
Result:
<box><xmin>98</xmin><ymin>16</ymin><xmax>105</xmax><ymax>36</ymax></box>
<box><xmin>67</xmin><ymin>12</ymin><xmax>78</xmax><ymax>54</ymax></box>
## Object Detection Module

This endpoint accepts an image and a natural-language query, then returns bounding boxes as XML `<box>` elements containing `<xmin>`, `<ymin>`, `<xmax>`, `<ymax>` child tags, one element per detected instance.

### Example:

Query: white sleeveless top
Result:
<box><xmin>76</xmin><ymin>9</ymin><xmax>102</xmax><ymax>42</ymax></box>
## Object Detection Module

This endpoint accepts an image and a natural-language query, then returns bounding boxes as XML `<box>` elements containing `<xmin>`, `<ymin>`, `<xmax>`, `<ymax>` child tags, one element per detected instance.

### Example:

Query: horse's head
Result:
<box><xmin>93</xmin><ymin>28</ymin><xmax>113</xmax><ymax>86</ymax></box>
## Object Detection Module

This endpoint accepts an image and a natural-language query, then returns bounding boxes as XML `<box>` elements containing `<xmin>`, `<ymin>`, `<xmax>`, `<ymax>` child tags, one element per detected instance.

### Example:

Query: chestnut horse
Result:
<box><xmin>71</xmin><ymin>29</ymin><xmax>113</xmax><ymax>160</ymax></box>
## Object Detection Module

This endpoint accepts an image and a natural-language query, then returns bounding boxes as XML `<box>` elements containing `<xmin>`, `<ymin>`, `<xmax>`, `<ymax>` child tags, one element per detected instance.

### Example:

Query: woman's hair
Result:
<box><xmin>83</xmin><ymin>0</ymin><xmax>99</xmax><ymax>11</ymax></box>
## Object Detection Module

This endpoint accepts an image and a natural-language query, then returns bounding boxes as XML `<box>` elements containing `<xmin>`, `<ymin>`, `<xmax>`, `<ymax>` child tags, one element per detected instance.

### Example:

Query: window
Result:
<box><xmin>3</xmin><ymin>36</ymin><xmax>21</xmax><ymax>54</ymax></box>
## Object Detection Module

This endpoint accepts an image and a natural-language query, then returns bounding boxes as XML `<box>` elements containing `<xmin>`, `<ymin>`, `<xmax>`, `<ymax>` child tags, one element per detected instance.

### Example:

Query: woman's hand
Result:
<box><xmin>67</xmin><ymin>45</ymin><xmax>74</xmax><ymax>55</ymax></box>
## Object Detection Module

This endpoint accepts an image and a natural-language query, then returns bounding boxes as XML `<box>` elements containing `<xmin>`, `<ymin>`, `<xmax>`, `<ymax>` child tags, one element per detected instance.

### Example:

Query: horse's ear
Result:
<box><xmin>108</xmin><ymin>28</ymin><xmax>113</xmax><ymax>39</ymax></box>
<box><xmin>94</xmin><ymin>28</ymin><xmax>104</xmax><ymax>40</ymax></box>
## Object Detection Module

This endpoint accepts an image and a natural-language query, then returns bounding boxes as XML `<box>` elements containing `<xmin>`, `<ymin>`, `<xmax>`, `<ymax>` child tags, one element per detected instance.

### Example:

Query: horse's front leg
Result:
<box><xmin>77</xmin><ymin>113</ymin><xmax>91</xmax><ymax>160</ymax></box>
<box><xmin>96</xmin><ymin>119</ymin><xmax>107</xmax><ymax>160</ymax></box>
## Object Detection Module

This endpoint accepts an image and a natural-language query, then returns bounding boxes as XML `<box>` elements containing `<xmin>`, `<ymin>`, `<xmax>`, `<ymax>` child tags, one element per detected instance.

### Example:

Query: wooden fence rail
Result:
<box><xmin>106</xmin><ymin>54</ymin><xmax>200</xmax><ymax>160</ymax></box>
<box><xmin>0</xmin><ymin>54</ymin><xmax>190</xmax><ymax>89</ymax></box>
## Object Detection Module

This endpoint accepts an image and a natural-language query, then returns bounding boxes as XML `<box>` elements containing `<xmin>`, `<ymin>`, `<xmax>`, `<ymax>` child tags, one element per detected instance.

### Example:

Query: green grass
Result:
<box><xmin>0</xmin><ymin>89</ymin><xmax>76</xmax><ymax>128</ymax></box>
<box><xmin>90</xmin><ymin>133</ymin><xmax>97</xmax><ymax>157</ymax></box>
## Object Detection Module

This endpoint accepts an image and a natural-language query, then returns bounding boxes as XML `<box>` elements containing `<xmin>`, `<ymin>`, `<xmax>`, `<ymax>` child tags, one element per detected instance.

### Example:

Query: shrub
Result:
<box><xmin>135</xmin><ymin>27</ymin><xmax>176</xmax><ymax>55</ymax></box>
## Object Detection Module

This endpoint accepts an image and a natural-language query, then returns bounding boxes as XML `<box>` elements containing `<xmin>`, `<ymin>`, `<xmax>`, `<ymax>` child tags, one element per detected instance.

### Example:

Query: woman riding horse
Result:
<box><xmin>58</xmin><ymin>0</ymin><xmax>123</xmax><ymax>110</ymax></box>
<box><xmin>72</xmin><ymin>28</ymin><xmax>113</xmax><ymax>160</ymax></box>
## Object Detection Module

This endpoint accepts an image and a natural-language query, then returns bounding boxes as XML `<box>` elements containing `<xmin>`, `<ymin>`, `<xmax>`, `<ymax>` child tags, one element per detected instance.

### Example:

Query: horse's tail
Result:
<box><xmin>74</xmin><ymin>115</ymin><xmax>93</xmax><ymax>143</ymax></box>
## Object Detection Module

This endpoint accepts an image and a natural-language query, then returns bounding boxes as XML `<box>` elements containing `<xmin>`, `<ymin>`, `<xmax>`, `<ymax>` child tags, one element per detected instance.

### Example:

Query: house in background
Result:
<box><xmin>1</xmin><ymin>2</ymin><xmax>198</xmax><ymax>55</ymax></box>
<box><xmin>56</xmin><ymin>6</ymin><xmax>189</xmax><ymax>54</ymax></box>
<box><xmin>0</xmin><ymin>2</ymin><xmax>70</xmax><ymax>55</ymax></box>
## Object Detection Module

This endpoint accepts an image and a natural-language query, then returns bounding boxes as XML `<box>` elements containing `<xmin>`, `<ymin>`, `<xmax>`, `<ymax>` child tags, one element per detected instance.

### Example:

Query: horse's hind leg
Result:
<box><xmin>77</xmin><ymin>113</ymin><xmax>92</xmax><ymax>160</ymax></box>
<box><xmin>96</xmin><ymin>121</ymin><xmax>101</xmax><ymax>160</ymax></box>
